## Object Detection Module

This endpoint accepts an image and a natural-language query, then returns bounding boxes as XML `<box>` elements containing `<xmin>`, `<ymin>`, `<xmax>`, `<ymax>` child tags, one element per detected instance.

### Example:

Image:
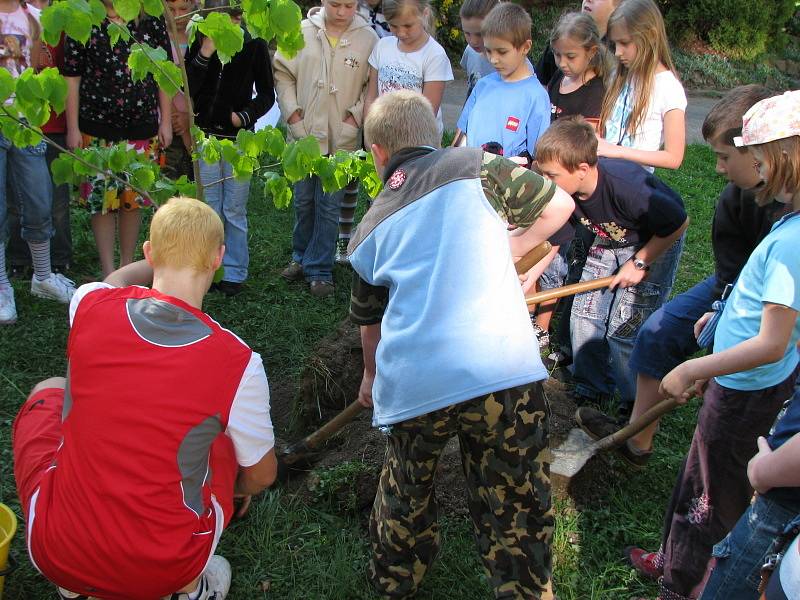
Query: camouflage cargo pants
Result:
<box><xmin>368</xmin><ymin>382</ymin><xmax>554</xmax><ymax>599</ymax></box>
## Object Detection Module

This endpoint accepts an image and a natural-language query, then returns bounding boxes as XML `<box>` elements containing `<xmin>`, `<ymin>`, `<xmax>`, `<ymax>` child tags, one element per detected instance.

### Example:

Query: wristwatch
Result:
<box><xmin>632</xmin><ymin>256</ymin><xmax>650</xmax><ymax>271</ymax></box>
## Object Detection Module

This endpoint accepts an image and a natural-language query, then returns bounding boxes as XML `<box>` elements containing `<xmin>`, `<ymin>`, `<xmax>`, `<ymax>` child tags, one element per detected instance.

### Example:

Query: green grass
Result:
<box><xmin>0</xmin><ymin>144</ymin><xmax>725</xmax><ymax>599</ymax></box>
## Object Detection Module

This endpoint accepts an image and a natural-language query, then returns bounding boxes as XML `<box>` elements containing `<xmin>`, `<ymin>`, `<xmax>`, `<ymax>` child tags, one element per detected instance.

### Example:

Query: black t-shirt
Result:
<box><xmin>547</xmin><ymin>71</ymin><xmax>605</xmax><ymax>126</ymax></box>
<box><xmin>574</xmin><ymin>158</ymin><xmax>687</xmax><ymax>248</ymax></box>
<box><xmin>711</xmin><ymin>183</ymin><xmax>791</xmax><ymax>297</ymax></box>
<box><xmin>63</xmin><ymin>17</ymin><xmax>171</xmax><ymax>141</ymax></box>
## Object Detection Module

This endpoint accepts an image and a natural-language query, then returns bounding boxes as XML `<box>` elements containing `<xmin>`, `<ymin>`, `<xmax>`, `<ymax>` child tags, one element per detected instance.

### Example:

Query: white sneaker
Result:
<box><xmin>31</xmin><ymin>272</ymin><xmax>76</xmax><ymax>304</ymax></box>
<box><xmin>0</xmin><ymin>286</ymin><xmax>16</xmax><ymax>324</ymax></box>
<box><xmin>200</xmin><ymin>555</ymin><xmax>231</xmax><ymax>599</ymax></box>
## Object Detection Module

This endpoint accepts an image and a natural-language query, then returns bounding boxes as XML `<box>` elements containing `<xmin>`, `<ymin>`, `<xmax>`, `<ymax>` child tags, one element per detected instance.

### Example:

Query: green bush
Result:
<box><xmin>660</xmin><ymin>0</ymin><xmax>796</xmax><ymax>60</ymax></box>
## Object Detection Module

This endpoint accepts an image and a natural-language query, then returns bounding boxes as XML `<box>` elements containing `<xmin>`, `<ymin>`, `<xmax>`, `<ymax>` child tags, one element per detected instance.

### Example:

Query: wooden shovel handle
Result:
<box><xmin>515</xmin><ymin>241</ymin><xmax>552</xmax><ymax>274</ymax></box>
<box><xmin>300</xmin><ymin>399</ymin><xmax>366</xmax><ymax>452</ymax></box>
<box><xmin>597</xmin><ymin>396</ymin><xmax>681</xmax><ymax>451</ymax></box>
<box><xmin>526</xmin><ymin>276</ymin><xmax>615</xmax><ymax>306</ymax></box>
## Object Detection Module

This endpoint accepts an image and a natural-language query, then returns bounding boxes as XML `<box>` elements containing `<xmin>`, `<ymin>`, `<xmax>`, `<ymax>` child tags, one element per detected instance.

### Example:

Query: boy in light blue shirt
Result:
<box><xmin>351</xmin><ymin>90</ymin><xmax>574</xmax><ymax>600</ymax></box>
<box><xmin>454</xmin><ymin>2</ymin><xmax>550</xmax><ymax>164</ymax></box>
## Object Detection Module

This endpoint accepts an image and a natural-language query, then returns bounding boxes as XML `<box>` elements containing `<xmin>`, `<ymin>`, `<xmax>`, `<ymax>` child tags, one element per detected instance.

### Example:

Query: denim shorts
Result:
<box><xmin>629</xmin><ymin>275</ymin><xmax>719</xmax><ymax>380</ymax></box>
<box><xmin>538</xmin><ymin>244</ymin><xmax>569</xmax><ymax>291</ymax></box>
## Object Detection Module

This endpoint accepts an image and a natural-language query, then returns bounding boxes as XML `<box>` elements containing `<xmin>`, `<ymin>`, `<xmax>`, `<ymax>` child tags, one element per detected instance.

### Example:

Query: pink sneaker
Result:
<box><xmin>624</xmin><ymin>546</ymin><xmax>663</xmax><ymax>581</ymax></box>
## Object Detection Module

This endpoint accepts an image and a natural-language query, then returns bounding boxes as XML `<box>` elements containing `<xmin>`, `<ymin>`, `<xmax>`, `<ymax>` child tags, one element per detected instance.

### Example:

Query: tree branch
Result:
<box><xmin>0</xmin><ymin>109</ymin><xmax>154</xmax><ymax>203</ymax></box>
<box><xmin>160</xmin><ymin>0</ymin><xmax>204</xmax><ymax>199</ymax></box>
<box><xmin>201</xmin><ymin>163</ymin><xmax>281</xmax><ymax>188</ymax></box>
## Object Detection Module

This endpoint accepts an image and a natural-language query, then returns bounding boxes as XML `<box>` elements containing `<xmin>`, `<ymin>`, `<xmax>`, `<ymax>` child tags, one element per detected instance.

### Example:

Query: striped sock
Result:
<box><xmin>28</xmin><ymin>240</ymin><xmax>52</xmax><ymax>281</ymax></box>
<box><xmin>0</xmin><ymin>250</ymin><xmax>10</xmax><ymax>289</ymax></box>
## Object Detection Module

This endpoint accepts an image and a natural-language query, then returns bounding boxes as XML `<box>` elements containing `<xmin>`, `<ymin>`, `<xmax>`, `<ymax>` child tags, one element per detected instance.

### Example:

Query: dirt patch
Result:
<box><xmin>279</xmin><ymin>318</ymin><xmax>611</xmax><ymax>516</ymax></box>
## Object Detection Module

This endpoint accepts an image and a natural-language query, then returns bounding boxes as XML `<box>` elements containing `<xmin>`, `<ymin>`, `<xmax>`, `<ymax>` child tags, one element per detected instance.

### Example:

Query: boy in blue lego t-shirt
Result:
<box><xmin>454</xmin><ymin>2</ymin><xmax>550</xmax><ymax>164</ymax></box>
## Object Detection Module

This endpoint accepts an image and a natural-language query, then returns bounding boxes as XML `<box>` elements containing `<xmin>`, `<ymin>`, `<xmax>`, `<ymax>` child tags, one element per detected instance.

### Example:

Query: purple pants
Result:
<box><xmin>657</xmin><ymin>367</ymin><xmax>799</xmax><ymax>600</ymax></box>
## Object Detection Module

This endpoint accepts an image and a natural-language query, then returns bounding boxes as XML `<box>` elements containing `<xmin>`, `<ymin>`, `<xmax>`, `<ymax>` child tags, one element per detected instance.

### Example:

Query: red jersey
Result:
<box><xmin>27</xmin><ymin>284</ymin><xmax>273</xmax><ymax>599</ymax></box>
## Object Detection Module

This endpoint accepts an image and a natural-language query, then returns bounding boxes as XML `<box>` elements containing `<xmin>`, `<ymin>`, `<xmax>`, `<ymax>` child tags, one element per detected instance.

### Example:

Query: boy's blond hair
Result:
<box><xmin>535</xmin><ymin>116</ymin><xmax>598</xmax><ymax>171</ymax></box>
<box><xmin>481</xmin><ymin>2</ymin><xmax>531</xmax><ymax>48</ymax></box>
<box><xmin>365</xmin><ymin>90</ymin><xmax>440</xmax><ymax>157</ymax></box>
<box><xmin>702</xmin><ymin>85</ymin><xmax>774</xmax><ymax>151</ymax></box>
<box><xmin>148</xmin><ymin>197</ymin><xmax>224</xmax><ymax>272</ymax></box>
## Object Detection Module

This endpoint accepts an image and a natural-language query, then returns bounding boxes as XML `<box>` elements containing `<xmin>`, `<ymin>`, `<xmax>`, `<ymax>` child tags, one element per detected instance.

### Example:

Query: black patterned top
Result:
<box><xmin>63</xmin><ymin>17</ymin><xmax>170</xmax><ymax>141</ymax></box>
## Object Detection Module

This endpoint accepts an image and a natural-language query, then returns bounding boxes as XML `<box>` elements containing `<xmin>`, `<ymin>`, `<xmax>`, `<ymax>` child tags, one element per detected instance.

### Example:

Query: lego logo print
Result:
<box><xmin>505</xmin><ymin>116</ymin><xmax>520</xmax><ymax>132</ymax></box>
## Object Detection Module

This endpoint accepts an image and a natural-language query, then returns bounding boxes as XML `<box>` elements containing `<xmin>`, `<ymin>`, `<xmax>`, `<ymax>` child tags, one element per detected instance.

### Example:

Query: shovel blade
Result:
<box><xmin>550</xmin><ymin>428</ymin><xmax>597</xmax><ymax>490</ymax></box>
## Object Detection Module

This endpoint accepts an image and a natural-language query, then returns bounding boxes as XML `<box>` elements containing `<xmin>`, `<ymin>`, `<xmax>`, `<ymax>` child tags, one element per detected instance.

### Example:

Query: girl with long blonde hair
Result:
<box><xmin>597</xmin><ymin>0</ymin><xmax>686</xmax><ymax>171</ymax></box>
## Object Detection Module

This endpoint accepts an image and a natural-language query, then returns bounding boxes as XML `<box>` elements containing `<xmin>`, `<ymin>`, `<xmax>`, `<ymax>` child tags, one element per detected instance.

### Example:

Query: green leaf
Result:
<box><xmin>266</xmin><ymin>174</ymin><xmax>292</xmax><ymax>209</ymax></box>
<box><xmin>236</xmin><ymin>129</ymin><xmax>262</xmax><ymax>158</ymax></box>
<box><xmin>0</xmin><ymin>69</ymin><xmax>14</xmax><ymax>105</ymax></box>
<box><xmin>270</xmin><ymin>0</ymin><xmax>303</xmax><ymax>57</ymax></box>
<box><xmin>40</xmin><ymin>3</ymin><xmax>68</xmax><ymax>46</ymax></box>
<box><xmin>151</xmin><ymin>59</ymin><xmax>182</xmax><ymax>97</ymax></box>
<box><xmin>141</xmin><ymin>0</ymin><xmax>163</xmax><ymax>17</ymax></box>
<box><xmin>281</xmin><ymin>135</ymin><xmax>321</xmax><ymax>182</ymax></box>
<box><xmin>175</xmin><ymin>175</ymin><xmax>198</xmax><ymax>198</ymax></box>
<box><xmin>130</xmin><ymin>163</ymin><xmax>156</xmax><ymax>191</ymax></box>
<box><xmin>37</xmin><ymin>68</ymin><xmax>68</xmax><ymax>114</ymax></box>
<box><xmin>108</xmin><ymin>143</ymin><xmax>133</xmax><ymax>172</ymax></box>
<box><xmin>196</xmin><ymin>13</ymin><xmax>244</xmax><ymax>64</ymax></box>
<box><xmin>259</xmin><ymin>126</ymin><xmax>285</xmax><ymax>158</ymax></box>
<box><xmin>127</xmin><ymin>45</ymin><xmax>170</xmax><ymax>83</ymax></box>
<box><xmin>14</xmin><ymin>69</ymin><xmax>50</xmax><ymax>127</ymax></box>
<box><xmin>213</xmin><ymin>265</ymin><xmax>224</xmax><ymax>283</ymax></box>
<box><xmin>243</xmin><ymin>0</ymin><xmax>272</xmax><ymax>41</ymax></box>
<box><xmin>108</xmin><ymin>20</ymin><xmax>132</xmax><ymax>46</ymax></box>
<box><xmin>112</xmin><ymin>0</ymin><xmax>141</xmax><ymax>22</ymax></box>
<box><xmin>199</xmin><ymin>137</ymin><xmax>220</xmax><ymax>164</ymax></box>
<box><xmin>88</xmin><ymin>0</ymin><xmax>107</xmax><ymax>21</ymax></box>
<box><xmin>51</xmin><ymin>154</ymin><xmax>76</xmax><ymax>186</ymax></box>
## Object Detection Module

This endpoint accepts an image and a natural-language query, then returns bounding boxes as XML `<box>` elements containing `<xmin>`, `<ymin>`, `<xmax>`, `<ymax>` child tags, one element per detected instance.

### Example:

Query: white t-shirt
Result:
<box><xmin>369</xmin><ymin>35</ymin><xmax>453</xmax><ymax>135</ymax></box>
<box><xmin>603</xmin><ymin>70</ymin><xmax>687</xmax><ymax>171</ymax></box>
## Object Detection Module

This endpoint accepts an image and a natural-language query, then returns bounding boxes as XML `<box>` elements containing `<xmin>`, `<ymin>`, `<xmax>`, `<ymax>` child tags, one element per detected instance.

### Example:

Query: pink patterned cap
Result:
<box><xmin>734</xmin><ymin>90</ymin><xmax>800</xmax><ymax>147</ymax></box>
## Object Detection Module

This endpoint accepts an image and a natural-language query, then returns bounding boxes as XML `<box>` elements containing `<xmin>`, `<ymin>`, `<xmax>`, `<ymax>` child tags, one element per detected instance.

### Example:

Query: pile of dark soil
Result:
<box><xmin>273</xmin><ymin>318</ymin><xmax>612</xmax><ymax>517</ymax></box>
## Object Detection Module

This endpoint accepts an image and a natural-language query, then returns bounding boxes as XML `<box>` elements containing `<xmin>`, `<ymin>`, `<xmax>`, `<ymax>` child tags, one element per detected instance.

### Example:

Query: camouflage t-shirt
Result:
<box><xmin>350</xmin><ymin>150</ymin><xmax>555</xmax><ymax>325</ymax></box>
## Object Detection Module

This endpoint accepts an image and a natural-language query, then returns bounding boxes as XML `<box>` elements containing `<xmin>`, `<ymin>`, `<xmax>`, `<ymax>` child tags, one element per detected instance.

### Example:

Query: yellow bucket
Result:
<box><xmin>0</xmin><ymin>503</ymin><xmax>18</xmax><ymax>599</ymax></box>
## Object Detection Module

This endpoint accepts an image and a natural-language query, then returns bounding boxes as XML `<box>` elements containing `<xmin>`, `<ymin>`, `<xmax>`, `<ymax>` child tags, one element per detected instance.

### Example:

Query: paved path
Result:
<box><xmin>441</xmin><ymin>74</ymin><xmax>718</xmax><ymax>144</ymax></box>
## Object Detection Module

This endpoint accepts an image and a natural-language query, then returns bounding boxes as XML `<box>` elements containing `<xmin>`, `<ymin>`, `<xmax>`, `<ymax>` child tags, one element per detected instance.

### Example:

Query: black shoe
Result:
<box><xmin>216</xmin><ymin>281</ymin><xmax>243</xmax><ymax>297</ymax></box>
<box><xmin>574</xmin><ymin>406</ymin><xmax>652</xmax><ymax>469</ymax></box>
<box><xmin>280</xmin><ymin>261</ymin><xmax>304</xmax><ymax>282</ymax></box>
<box><xmin>575</xmin><ymin>406</ymin><xmax>622</xmax><ymax>440</ymax></box>
<box><xmin>9</xmin><ymin>264</ymin><xmax>30</xmax><ymax>279</ymax></box>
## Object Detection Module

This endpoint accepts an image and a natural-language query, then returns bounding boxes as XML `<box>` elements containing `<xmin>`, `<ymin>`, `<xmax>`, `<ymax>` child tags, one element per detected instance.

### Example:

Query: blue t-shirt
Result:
<box><xmin>456</xmin><ymin>72</ymin><xmax>550</xmax><ymax>159</ymax></box>
<box><xmin>715</xmin><ymin>213</ymin><xmax>800</xmax><ymax>391</ymax></box>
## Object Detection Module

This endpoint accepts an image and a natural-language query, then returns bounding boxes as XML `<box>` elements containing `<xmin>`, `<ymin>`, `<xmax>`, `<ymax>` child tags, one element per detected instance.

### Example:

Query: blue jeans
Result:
<box><xmin>629</xmin><ymin>274</ymin><xmax>719</xmax><ymax>380</ymax></box>
<box><xmin>199</xmin><ymin>159</ymin><xmax>251</xmax><ymax>283</ymax></box>
<box><xmin>0</xmin><ymin>134</ymin><xmax>52</xmax><ymax>246</ymax></box>
<box><xmin>8</xmin><ymin>133</ymin><xmax>72</xmax><ymax>265</ymax></box>
<box><xmin>291</xmin><ymin>176</ymin><xmax>345</xmax><ymax>283</ymax></box>
<box><xmin>701</xmin><ymin>495</ymin><xmax>800</xmax><ymax>600</ymax></box>
<box><xmin>569</xmin><ymin>236</ymin><xmax>684</xmax><ymax>406</ymax></box>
